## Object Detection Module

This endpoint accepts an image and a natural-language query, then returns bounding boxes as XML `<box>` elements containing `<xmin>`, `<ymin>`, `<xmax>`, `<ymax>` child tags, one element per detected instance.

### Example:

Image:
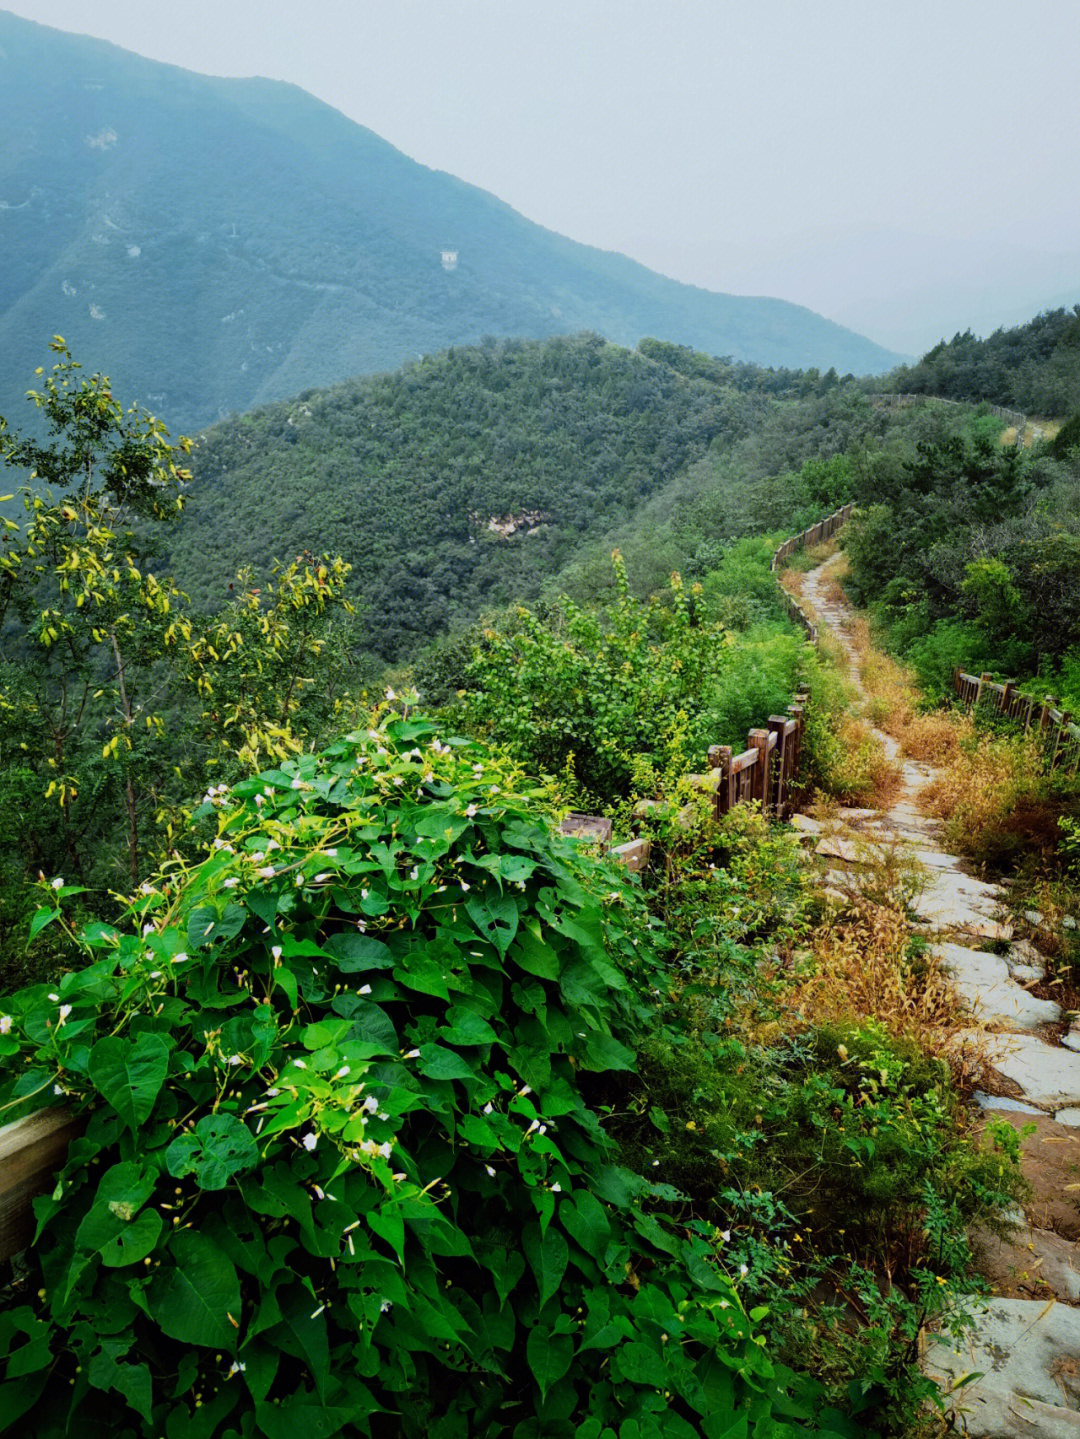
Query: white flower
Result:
<box><xmin>377</xmin><ymin>1142</ymin><xmax>392</xmax><ymax>1159</ymax></box>
<box><xmin>551</xmin><ymin>1183</ymin><xmax>561</xmax><ymax>1193</ymax></box>
<box><xmin>51</xmin><ymin>877</ymin><xmax>64</xmax><ymax>890</ymax></box>
<box><xmin>423</xmin><ymin>771</ymin><xmax>433</xmax><ymax>783</ymax></box>
<box><xmin>465</xmin><ymin>805</ymin><xmax>477</xmax><ymax>818</ymax></box>
<box><xmin>171</xmin><ymin>952</ymin><xmax>188</xmax><ymax>964</ymax></box>
<box><xmin>271</xmin><ymin>945</ymin><xmax>282</xmax><ymax>962</ymax></box>
<box><xmin>652</xmin><ymin>1159</ymin><xmax>660</xmax><ymax>1167</ymax></box>
<box><xmin>404</xmin><ymin>1048</ymin><xmax>420</xmax><ymax>1059</ymax></box>
<box><xmin>380</xmin><ymin>1300</ymin><xmax>392</xmax><ymax>1313</ymax></box>
<box><xmin>720</xmin><ymin>1230</ymin><xmax>731</xmax><ymax>1242</ymax></box>
<box><xmin>409</xmin><ymin>867</ymin><xmax>418</xmax><ymax>881</ymax></box>
<box><xmin>258</xmin><ymin>866</ymin><xmax>276</xmax><ymax>879</ymax></box>
<box><xmin>292</xmin><ymin>1059</ymin><xmax>307</xmax><ymax>1070</ymax></box>
<box><xmin>385</xmin><ymin>687</ymin><xmax>396</xmax><ymax>701</ymax></box>
<box><xmin>485</xmin><ymin>1165</ymin><xmax>496</xmax><ymax>1177</ymax></box>
<box><xmin>251</xmin><ymin>852</ymin><xmax>265</xmax><ymax>863</ymax></box>
<box><xmin>149</xmin><ymin>971</ymin><xmax>161</xmax><ymax>980</ymax></box>
<box><xmin>314</xmin><ymin>872</ymin><xmax>332</xmax><ymax>883</ymax></box>
<box><xmin>362</xmin><ymin>1095</ymin><xmax>379</xmax><ymax>1114</ymax></box>
<box><xmin>358</xmin><ymin>984</ymin><xmax>372</xmax><ymax>995</ymax></box>
<box><xmin>375</xmin><ymin>746</ymin><xmax>387</xmax><ymax>757</ymax></box>
<box><xmin>265</xmin><ymin>1087</ymin><xmax>280</xmax><ymax>1097</ymax></box>
<box><xmin>739</xmin><ymin>1263</ymin><xmax>748</xmax><ymax>1277</ymax></box>
<box><xmin>142</xmin><ymin>922</ymin><xmax>155</xmax><ymax>937</ymax></box>
<box><xmin>227</xmin><ymin>1360</ymin><xmax>247</xmax><ymax>1376</ymax></box>
<box><xmin>302</xmin><ymin>1133</ymin><xmax>318</xmax><ymax>1151</ymax></box>
<box><xmin>139</xmin><ymin>882</ymin><xmax>155</xmax><ymax>896</ymax></box>
<box><xmin>377</xmin><ymin>1110</ymin><xmax>389</xmax><ymax>1121</ymax></box>
<box><xmin>267</xmin><ymin>840</ymin><xmax>281</xmax><ymax>851</ymax></box>
<box><xmin>223</xmin><ymin>877</ymin><xmax>240</xmax><ymax>889</ymax></box>
<box><xmin>290</xmin><ymin>779</ymin><xmax>304</xmax><ymax>790</ymax></box>
<box><xmin>489</xmin><ymin>785</ymin><xmax>499</xmax><ymax>795</ymax></box>
<box><xmin>461</xmin><ymin>881</ymin><xmax>470</xmax><ymax>891</ymax></box>
<box><xmin>0</xmin><ymin>1016</ymin><xmax>11</xmax><ymax>1035</ymax></box>
<box><xmin>227</xmin><ymin>1054</ymin><xmax>243</xmax><ymax>1067</ymax></box>
<box><xmin>392</xmin><ymin>776</ymin><xmax>404</xmax><ymax>787</ymax></box>
<box><xmin>48</xmin><ymin>993</ymin><xmax>59</xmax><ymax>1002</ymax></box>
<box><xmin>482</xmin><ymin>1103</ymin><xmax>493</xmax><ymax>1115</ymax></box>
<box><xmin>254</xmin><ymin>794</ymin><xmax>266</xmax><ymax>807</ymax></box>
<box><xmin>519</xmin><ymin>1086</ymin><xmax>532</xmax><ymax>1097</ymax></box>
<box><xmin>57</xmin><ymin>1004</ymin><xmax>72</xmax><ymax>1023</ymax></box>
<box><xmin>325</xmin><ymin>849</ymin><xmax>337</xmax><ymax>858</ymax></box>
<box><xmin>472</xmin><ymin>764</ymin><xmax>484</xmax><ymax>775</ymax></box>
<box><xmin>334</xmin><ymin>1066</ymin><xmax>350</xmax><ymax>1079</ymax></box>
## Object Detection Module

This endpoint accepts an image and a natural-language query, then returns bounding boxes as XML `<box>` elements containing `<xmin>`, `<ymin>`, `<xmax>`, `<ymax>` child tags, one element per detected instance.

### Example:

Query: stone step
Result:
<box><xmin>925</xmin><ymin>1297</ymin><xmax>1080</xmax><ymax>1435</ymax></box>
<box><xmin>932</xmin><ymin>943</ymin><xmax>1061</xmax><ymax>1031</ymax></box>
<box><xmin>974</xmin><ymin>1031</ymin><xmax>1080</xmax><ymax>1110</ymax></box>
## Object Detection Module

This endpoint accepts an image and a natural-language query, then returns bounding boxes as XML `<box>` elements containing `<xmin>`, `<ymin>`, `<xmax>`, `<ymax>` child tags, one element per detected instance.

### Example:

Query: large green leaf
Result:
<box><xmin>148</xmin><ymin>1230</ymin><xmax>240</xmax><ymax>1350</ymax></box>
<box><xmin>523</xmin><ymin>1225</ymin><xmax>568</xmax><ymax>1309</ymax></box>
<box><xmin>87</xmin><ymin>1032</ymin><xmax>169</xmax><ymax>1132</ymax></box>
<box><xmin>166</xmin><ymin>1113</ymin><xmax>258</xmax><ymax>1190</ymax></box>
<box><xmin>560</xmin><ymin>1190</ymin><xmax>611</xmax><ymax>1260</ymax></box>
<box><xmin>465</xmin><ymin>891</ymin><xmax>520</xmax><ymax>957</ymax></box>
<box><xmin>526</xmin><ymin>1324</ymin><xmax>574</xmax><ymax>1399</ymax></box>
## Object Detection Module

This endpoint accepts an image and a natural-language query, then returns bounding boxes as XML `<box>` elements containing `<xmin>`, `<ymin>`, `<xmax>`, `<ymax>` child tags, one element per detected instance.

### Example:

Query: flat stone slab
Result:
<box><xmin>980</xmin><ymin>1032</ymin><xmax>1080</xmax><ymax>1110</ymax></box>
<box><xmin>974</xmin><ymin>1091</ymin><xmax>1045</xmax><ymax>1116</ymax></box>
<box><xmin>913</xmin><ymin>871</ymin><xmax>1014</xmax><ymax>939</ymax></box>
<box><xmin>789</xmin><ymin>813</ymin><xmax>823</xmax><ymax>836</ymax></box>
<box><xmin>933</xmin><ymin>943</ymin><xmax>1061</xmax><ymax>1031</ymax></box>
<box><xmin>924</xmin><ymin>1297</ymin><xmax>1080</xmax><ymax>1437</ymax></box>
<box><xmin>974</xmin><ymin>1223</ymin><xmax>1080</xmax><ymax>1303</ymax></box>
<box><xmin>914</xmin><ymin>848</ymin><xmax>965</xmax><ymax>871</ymax></box>
<box><xmin>1056</xmin><ymin>1108</ymin><xmax>1080</xmax><ymax>1127</ymax></box>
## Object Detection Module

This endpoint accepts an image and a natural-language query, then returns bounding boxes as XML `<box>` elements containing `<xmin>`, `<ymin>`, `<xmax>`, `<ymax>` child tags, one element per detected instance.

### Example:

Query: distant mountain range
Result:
<box><xmin>0</xmin><ymin>11</ymin><xmax>901</xmax><ymax>434</ymax></box>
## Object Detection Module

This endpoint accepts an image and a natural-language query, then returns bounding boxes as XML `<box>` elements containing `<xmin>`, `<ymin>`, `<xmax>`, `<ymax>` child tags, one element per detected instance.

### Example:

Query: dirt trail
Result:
<box><xmin>799</xmin><ymin>555</ymin><xmax>1080</xmax><ymax>1438</ymax></box>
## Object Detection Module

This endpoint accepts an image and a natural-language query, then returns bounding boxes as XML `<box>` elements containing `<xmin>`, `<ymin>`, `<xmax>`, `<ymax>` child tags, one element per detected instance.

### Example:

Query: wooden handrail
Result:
<box><xmin>0</xmin><ymin>1106</ymin><xmax>86</xmax><ymax>1266</ymax></box>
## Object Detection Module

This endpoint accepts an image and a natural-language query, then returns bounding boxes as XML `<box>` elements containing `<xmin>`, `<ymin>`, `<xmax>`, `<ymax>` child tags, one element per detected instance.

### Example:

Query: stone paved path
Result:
<box><xmin>798</xmin><ymin>556</ymin><xmax>1080</xmax><ymax>1438</ymax></box>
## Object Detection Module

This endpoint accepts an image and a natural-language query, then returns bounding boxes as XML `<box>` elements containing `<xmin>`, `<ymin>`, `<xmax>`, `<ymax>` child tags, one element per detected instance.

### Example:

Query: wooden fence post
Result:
<box><xmin>767</xmin><ymin>716</ymin><xmax>789</xmax><ymax>815</ymax></box>
<box><xmin>747</xmin><ymin>730</ymin><xmax>770</xmax><ymax>807</ymax></box>
<box><xmin>708</xmin><ymin>744</ymin><xmax>732</xmax><ymax>818</ymax></box>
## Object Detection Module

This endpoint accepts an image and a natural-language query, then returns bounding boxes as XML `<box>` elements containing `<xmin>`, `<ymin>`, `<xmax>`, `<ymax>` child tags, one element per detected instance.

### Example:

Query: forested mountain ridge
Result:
<box><xmin>164</xmin><ymin>332</ymin><xmax>970</xmax><ymax>660</ymax></box>
<box><xmin>0</xmin><ymin>10</ymin><xmax>901</xmax><ymax>434</ymax></box>
<box><xmin>891</xmin><ymin>305</ymin><xmax>1080</xmax><ymax>416</ymax></box>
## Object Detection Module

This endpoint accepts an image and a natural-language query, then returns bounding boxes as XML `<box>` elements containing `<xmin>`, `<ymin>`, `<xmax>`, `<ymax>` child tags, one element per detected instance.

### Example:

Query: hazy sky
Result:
<box><xmin>5</xmin><ymin>0</ymin><xmax>1079</xmax><ymax>351</ymax></box>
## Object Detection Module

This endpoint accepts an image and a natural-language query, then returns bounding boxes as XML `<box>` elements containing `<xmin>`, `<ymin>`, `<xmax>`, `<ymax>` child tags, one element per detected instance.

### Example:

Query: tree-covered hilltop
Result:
<box><xmin>891</xmin><ymin>305</ymin><xmax>1080</xmax><ymax>415</ymax></box>
<box><xmin>168</xmin><ymin>334</ymin><xmax>945</xmax><ymax>660</ymax></box>
<box><xmin>0</xmin><ymin>12</ymin><xmax>899</xmax><ymax>436</ymax></box>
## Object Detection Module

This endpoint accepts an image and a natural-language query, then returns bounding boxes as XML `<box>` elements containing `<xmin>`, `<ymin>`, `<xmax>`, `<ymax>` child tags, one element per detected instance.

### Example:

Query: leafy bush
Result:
<box><xmin>0</xmin><ymin>704</ymin><xmax>830</xmax><ymax>1439</ymax></box>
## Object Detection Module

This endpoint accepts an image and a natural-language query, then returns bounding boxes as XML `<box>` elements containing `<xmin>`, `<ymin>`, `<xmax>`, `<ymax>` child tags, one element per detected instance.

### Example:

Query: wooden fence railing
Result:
<box><xmin>954</xmin><ymin>670</ymin><xmax>1080</xmax><ymax>773</ymax></box>
<box><xmin>0</xmin><ymin>502</ymin><xmax>856</xmax><ymax>1267</ymax></box>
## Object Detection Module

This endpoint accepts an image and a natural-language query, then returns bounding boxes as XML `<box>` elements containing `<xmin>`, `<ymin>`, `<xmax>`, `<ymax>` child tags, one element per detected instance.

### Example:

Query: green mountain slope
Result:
<box><xmin>165</xmin><ymin>333</ymin><xmax>934</xmax><ymax>661</ymax></box>
<box><xmin>0</xmin><ymin>11</ymin><xmax>900</xmax><ymax>434</ymax></box>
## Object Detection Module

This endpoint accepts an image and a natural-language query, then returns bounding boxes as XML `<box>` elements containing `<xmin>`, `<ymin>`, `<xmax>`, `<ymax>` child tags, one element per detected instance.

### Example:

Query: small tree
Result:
<box><xmin>0</xmin><ymin>341</ymin><xmax>357</xmax><ymax>902</ymax></box>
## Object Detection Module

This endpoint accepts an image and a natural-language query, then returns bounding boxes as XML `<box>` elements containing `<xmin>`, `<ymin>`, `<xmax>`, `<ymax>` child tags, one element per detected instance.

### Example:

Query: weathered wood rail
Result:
<box><xmin>954</xmin><ymin>669</ymin><xmax>1080</xmax><ymax>773</ymax></box>
<box><xmin>0</xmin><ymin>502</ymin><xmax>855</xmax><ymax>1267</ymax></box>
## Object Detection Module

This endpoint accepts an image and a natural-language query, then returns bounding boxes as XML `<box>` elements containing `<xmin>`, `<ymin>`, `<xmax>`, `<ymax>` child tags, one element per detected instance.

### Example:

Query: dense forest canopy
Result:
<box><xmin>891</xmin><ymin>305</ymin><xmax>1080</xmax><ymax>416</ymax></box>
<box><xmin>170</xmin><ymin>333</ymin><xmax>960</xmax><ymax>660</ymax></box>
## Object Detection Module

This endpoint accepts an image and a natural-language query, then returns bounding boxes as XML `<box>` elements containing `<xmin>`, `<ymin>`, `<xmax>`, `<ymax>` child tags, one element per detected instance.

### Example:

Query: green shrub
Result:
<box><xmin>0</xmin><ymin>703</ymin><xmax>836</xmax><ymax>1439</ymax></box>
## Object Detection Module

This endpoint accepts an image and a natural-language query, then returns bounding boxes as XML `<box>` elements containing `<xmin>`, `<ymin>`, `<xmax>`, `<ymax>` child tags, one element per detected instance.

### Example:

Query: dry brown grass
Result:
<box><xmin>791</xmin><ymin>895</ymin><xmax>962</xmax><ymax>1051</ymax></box>
<box><xmin>846</xmin><ymin>616</ymin><xmax>970</xmax><ymax>766</ymax></box>
<box><xmin>921</xmin><ymin>731</ymin><xmax>1046</xmax><ymax>860</ymax></box>
<box><xmin>778</xmin><ymin>566</ymin><xmax>806</xmax><ymax>599</ymax></box>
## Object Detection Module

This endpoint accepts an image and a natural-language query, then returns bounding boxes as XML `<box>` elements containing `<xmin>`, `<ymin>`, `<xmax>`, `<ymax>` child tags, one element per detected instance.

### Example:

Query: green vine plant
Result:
<box><xmin>0</xmin><ymin>695</ymin><xmax>853</xmax><ymax>1439</ymax></box>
